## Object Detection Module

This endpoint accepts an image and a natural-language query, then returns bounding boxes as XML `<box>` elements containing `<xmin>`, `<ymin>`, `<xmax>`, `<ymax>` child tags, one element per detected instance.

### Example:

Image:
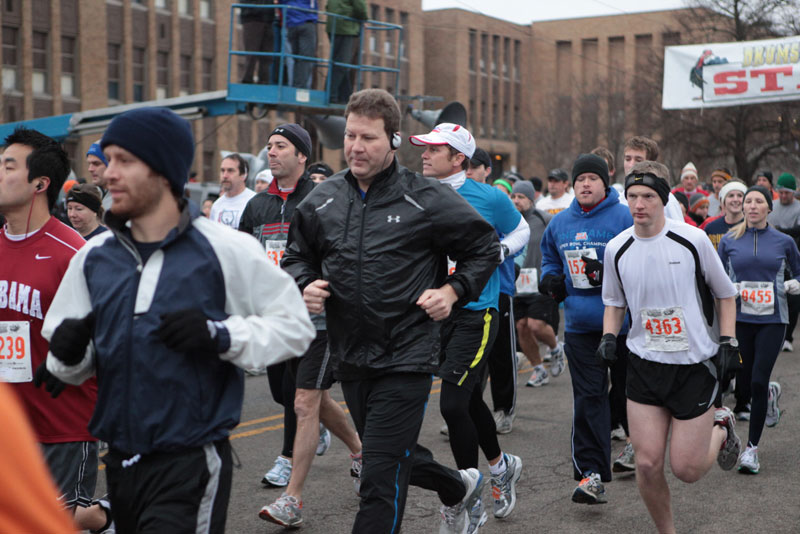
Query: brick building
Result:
<box><xmin>0</xmin><ymin>2</ymin><xmax>705</xmax><ymax>182</ymax></box>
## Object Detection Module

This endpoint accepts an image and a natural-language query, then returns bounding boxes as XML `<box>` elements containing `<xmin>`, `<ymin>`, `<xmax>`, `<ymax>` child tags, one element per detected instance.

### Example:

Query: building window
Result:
<box><xmin>202</xmin><ymin>57</ymin><xmax>213</xmax><ymax>90</ymax></box>
<box><xmin>179</xmin><ymin>54</ymin><xmax>192</xmax><ymax>96</ymax></box>
<box><xmin>503</xmin><ymin>37</ymin><xmax>509</xmax><ymax>78</ymax></box>
<box><xmin>384</xmin><ymin>8</ymin><xmax>394</xmax><ymax>56</ymax></box>
<box><xmin>156</xmin><ymin>51</ymin><xmax>169</xmax><ymax>99</ymax></box>
<box><xmin>200</xmin><ymin>0</ymin><xmax>211</xmax><ymax>19</ymax></box>
<box><xmin>513</xmin><ymin>40</ymin><xmax>520</xmax><ymax>81</ymax></box>
<box><xmin>108</xmin><ymin>43</ymin><xmax>121</xmax><ymax>100</ymax></box>
<box><xmin>178</xmin><ymin>0</ymin><xmax>191</xmax><ymax>16</ymax></box>
<box><xmin>155</xmin><ymin>0</ymin><xmax>169</xmax><ymax>9</ymax></box>
<box><xmin>399</xmin><ymin>11</ymin><xmax>408</xmax><ymax>59</ymax></box>
<box><xmin>61</xmin><ymin>36</ymin><xmax>77</xmax><ymax>98</ymax></box>
<box><xmin>133</xmin><ymin>46</ymin><xmax>146</xmax><ymax>102</ymax></box>
<box><xmin>468</xmin><ymin>30</ymin><xmax>476</xmax><ymax>72</ymax></box>
<box><xmin>480</xmin><ymin>33</ymin><xmax>487</xmax><ymax>74</ymax></box>
<box><xmin>2</xmin><ymin>26</ymin><xmax>19</xmax><ymax>91</ymax></box>
<box><xmin>32</xmin><ymin>32</ymin><xmax>49</xmax><ymax>94</ymax></box>
<box><xmin>492</xmin><ymin>35</ymin><xmax>499</xmax><ymax>76</ymax></box>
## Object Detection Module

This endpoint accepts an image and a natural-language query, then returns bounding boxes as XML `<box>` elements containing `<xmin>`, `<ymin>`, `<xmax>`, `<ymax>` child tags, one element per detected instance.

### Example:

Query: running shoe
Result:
<box><xmin>466</xmin><ymin>496</ymin><xmax>488</xmax><ymax>534</ymax></box>
<box><xmin>782</xmin><ymin>340</ymin><xmax>793</xmax><ymax>352</ymax></box>
<box><xmin>571</xmin><ymin>472</ymin><xmax>606</xmax><ymax>504</ymax></box>
<box><xmin>491</xmin><ymin>453</ymin><xmax>522</xmax><ymax>518</ymax></box>
<box><xmin>738</xmin><ymin>445</ymin><xmax>760</xmax><ymax>474</ymax></box>
<box><xmin>441</xmin><ymin>423</ymin><xmax>450</xmax><ymax>436</ymax></box>
<box><xmin>493</xmin><ymin>410</ymin><xmax>514</xmax><ymax>434</ymax></box>
<box><xmin>549</xmin><ymin>343</ymin><xmax>566</xmax><ymax>377</ymax></box>
<box><xmin>259</xmin><ymin>493</ymin><xmax>303</xmax><ymax>528</ymax></box>
<box><xmin>261</xmin><ymin>455</ymin><xmax>292</xmax><ymax>487</ymax></box>
<box><xmin>350</xmin><ymin>452</ymin><xmax>362</xmax><ymax>496</ymax></box>
<box><xmin>734</xmin><ymin>402</ymin><xmax>751</xmax><ymax>422</ymax></box>
<box><xmin>612</xmin><ymin>442</ymin><xmax>635</xmax><ymax>472</ymax></box>
<box><xmin>439</xmin><ymin>468</ymin><xmax>484</xmax><ymax>534</ymax></box>
<box><xmin>714</xmin><ymin>406</ymin><xmax>741</xmax><ymax>471</ymax></box>
<box><xmin>316</xmin><ymin>424</ymin><xmax>331</xmax><ymax>456</ymax></box>
<box><xmin>526</xmin><ymin>366</ymin><xmax>549</xmax><ymax>387</ymax></box>
<box><xmin>766</xmin><ymin>382</ymin><xmax>782</xmax><ymax>427</ymax></box>
<box><xmin>610</xmin><ymin>424</ymin><xmax>627</xmax><ymax>441</ymax></box>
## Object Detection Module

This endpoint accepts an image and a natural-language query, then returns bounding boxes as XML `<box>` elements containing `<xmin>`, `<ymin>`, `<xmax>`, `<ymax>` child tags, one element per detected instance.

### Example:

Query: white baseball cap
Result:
<box><xmin>255</xmin><ymin>169</ymin><xmax>273</xmax><ymax>184</ymax></box>
<box><xmin>409</xmin><ymin>123</ymin><xmax>476</xmax><ymax>159</ymax></box>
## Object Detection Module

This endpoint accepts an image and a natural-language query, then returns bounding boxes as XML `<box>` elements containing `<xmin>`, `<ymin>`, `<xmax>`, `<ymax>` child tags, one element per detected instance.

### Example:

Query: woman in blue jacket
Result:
<box><xmin>718</xmin><ymin>186</ymin><xmax>800</xmax><ymax>474</ymax></box>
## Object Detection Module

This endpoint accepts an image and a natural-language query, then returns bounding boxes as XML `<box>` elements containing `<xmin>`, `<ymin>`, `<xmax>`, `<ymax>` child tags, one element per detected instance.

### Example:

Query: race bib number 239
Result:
<box><xmin>0</xmin><ymin>321</ymin><xmax>32</xmax><ymax>383</ymax></box>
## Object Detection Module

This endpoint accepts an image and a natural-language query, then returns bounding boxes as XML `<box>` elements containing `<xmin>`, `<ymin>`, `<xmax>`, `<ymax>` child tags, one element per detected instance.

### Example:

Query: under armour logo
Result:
<box><xmin>387</xmin><ymin>215</ymin><xmax>400</xmax><ymax>223</ymax></box>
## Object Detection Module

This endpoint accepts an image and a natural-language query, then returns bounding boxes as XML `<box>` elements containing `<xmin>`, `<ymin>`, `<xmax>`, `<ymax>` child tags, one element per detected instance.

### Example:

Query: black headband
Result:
<box><xmin>66</xmin><ymin>190</ymin><xmax>102</xmax><ymax>214</ymax></box>
<box><xmin>624</xmin><ymin>172</ymin><xmax>670</xmax><ymax>206</ymax></box>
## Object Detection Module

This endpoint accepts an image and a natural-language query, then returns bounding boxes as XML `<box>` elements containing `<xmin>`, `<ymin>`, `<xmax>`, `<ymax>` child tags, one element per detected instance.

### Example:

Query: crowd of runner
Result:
<box><xmin>0</xmin><ymin>88</ymin><xmax>796</xmax><ymax>534</ymax></box>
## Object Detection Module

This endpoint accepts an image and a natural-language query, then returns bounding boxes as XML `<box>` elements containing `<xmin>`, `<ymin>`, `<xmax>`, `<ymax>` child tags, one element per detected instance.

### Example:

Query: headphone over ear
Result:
<box><xmin>36</xmin><ymin>182</ymin><xmax>43</xmax><ymax>191</ymax></box>
<box><xmin>391</xmin><ymin>132</ymin><xmax>402</xmax><ymax>150</ymax></box>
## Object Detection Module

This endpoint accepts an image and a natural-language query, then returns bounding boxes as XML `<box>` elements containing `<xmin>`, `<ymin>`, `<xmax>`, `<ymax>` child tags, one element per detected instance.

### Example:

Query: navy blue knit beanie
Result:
<box><xmin>100</xmin><ymin>107</ymin><xmax>195</xmax><ymax>194</ymax></box>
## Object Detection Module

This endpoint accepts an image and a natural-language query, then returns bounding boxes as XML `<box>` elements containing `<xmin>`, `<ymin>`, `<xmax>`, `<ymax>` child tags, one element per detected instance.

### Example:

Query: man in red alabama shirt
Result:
<box><xmin>0</xmin><ymin>127</ymin><xmax>110</xmax><ymax>532</ymax></box>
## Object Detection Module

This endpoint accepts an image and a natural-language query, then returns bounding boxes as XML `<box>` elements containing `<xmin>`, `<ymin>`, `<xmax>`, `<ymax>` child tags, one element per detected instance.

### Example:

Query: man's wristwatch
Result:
<box><xmin>719</xmin><ymin>335</ymin><xmax>738</xmax><ymax>347</ymax></box>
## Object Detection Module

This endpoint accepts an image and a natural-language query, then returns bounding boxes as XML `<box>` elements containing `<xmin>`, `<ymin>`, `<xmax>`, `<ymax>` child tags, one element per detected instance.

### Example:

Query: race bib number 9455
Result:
<box><xmin>739</xmin><ymin>281</ymin><xmax>774</xmax><ymax>316</ymax></box>
<box><xmin>0</xmin><ymin>321</ymin><xmax>32</xmax><ymax>383</ymax></box>
<box><xmin>641</xmin><ymin>307</ymin><xmax>689</xmax><ymax>352</ymax></box>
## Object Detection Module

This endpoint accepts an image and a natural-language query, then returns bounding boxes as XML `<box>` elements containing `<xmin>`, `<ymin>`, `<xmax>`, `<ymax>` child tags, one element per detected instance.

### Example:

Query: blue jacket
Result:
<box><xmin>540</xmin><ymin>186</ymin><xmax>632</xmax><ymax>334</ymax></box>
<box><xmin>44</xmin><ymin>205</ymin><xmax>314</xmax><ymax>454</ymax></box>
<box><xmin>718</xmin><ymin>225</ymin><xmax>800</xmax><ymax>324</ymax></box>
<box><xmin>282</xmin><ymin>0</ymin><xmax>318</xmax><ymax>27</ymax></box>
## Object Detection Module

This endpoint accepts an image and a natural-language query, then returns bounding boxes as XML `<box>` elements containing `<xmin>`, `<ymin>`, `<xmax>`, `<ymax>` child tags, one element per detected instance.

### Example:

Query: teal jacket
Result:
<box><xmin>326</xmin><ymin>0</ymin><xmax>367</xmax><ymax>36</ymax></box>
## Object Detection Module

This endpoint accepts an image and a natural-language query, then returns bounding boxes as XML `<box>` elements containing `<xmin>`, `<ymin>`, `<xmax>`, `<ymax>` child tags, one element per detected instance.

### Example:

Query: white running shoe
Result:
<box><xmin>493</xmin><ymin>410</ymin><xmax>514</xmax><ymax>434</ymax></box>
<box><xmin>714</xmin><ymin>406</ymin><xmax>741</xmax><ymax>471</ymax></box>
<box><xmin>782</xmin><ymin>340</ymin><xmax>793</xmax><ymax>352</ymax></box>
<box><xmin>738</xmin><ymin>445</ymin><xmax>759</xmax><ymax>474</ymax></box>
<box><xmin>766</xmin><ymin>382</ymin><xmax>782</xmax><ymax>427</ymax></box>
<box><xmin>549</xmin><ymin>342</ymin><xmax>566</xmax><ymax>377</ymax></box>
<box><xmin>491</xmin><ymin>453</ymin><xmax>522</xmax><ymax>518</ymax></box>
<box><xmin>316</xmin><ymin>424</ymin><xmax>331</xmax><ymax>456</ymax></box>
<box><xmin>526</xmin><ymin>366</ymin><xmax>549</xmax><ymax>387</ymax></box>
<box><xmin>261</xmin><ymin>455</ymin><xmax>292</xmax><ymax>487</ymax></box>
<box><xmin>439</xmin><ymin>468</ymin><xmax>484</xmax><ymax>534</ymax></box>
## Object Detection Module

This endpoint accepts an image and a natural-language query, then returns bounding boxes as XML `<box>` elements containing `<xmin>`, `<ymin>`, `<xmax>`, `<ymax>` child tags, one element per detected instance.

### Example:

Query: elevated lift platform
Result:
<box><xmin>0</xmin><ymin>3</ymin><xmax>402</xmax><ymax>142</ymax></box>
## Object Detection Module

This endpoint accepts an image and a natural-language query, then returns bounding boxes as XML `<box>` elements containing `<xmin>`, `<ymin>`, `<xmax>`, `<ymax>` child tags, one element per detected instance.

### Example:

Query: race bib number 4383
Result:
<box><xmin>0</xmin><ymin>321</ymin><xmax>32</xmax><ymax>383</ymax></box>
<box><xmin>265</xmin><ymin>240</ymin><xmax>287</xmax><ymax>267</ymax></box>
<box><xmin>641</xmin><ymin>307</ymin><xmax>689</xmax><ymax>352</ymax></box>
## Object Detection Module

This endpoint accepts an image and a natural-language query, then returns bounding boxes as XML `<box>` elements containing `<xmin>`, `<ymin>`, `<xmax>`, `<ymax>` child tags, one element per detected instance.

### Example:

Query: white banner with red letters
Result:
<box><xmin>662</xmin><ymin>35</ymin><xmax>800</xmax><ymax>109</ymax></box>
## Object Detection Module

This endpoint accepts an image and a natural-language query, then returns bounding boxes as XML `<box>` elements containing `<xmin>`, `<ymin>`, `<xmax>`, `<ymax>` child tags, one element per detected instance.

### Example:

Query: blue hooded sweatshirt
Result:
<box><xmin>540</xmin><ymin>186</ymin><xmax>633</xmax><ymax>334</ymax></box>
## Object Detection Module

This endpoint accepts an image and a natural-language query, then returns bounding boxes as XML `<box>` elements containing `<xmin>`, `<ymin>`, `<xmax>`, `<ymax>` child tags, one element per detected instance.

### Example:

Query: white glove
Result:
<box><xmin>785</xmin><ymin>279</ymin><xmax>800</xmax><ymax>295</ymax></box>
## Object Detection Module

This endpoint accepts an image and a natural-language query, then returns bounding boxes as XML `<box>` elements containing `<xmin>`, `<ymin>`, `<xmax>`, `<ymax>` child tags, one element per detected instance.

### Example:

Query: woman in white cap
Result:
<box><xmin>718</xmin><ymin>186</ymin><xmax>800</xmax><ymax>474</ymax></box>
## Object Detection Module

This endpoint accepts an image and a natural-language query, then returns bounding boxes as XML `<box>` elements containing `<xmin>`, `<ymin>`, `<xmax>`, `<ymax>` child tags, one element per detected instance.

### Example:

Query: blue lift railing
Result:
<box><xmin>227</xmin><ymin>3</ymin><xmax>403</xmax><ymax>110</ymax></box>
<box><xmin>0</xmin><ymin>5</ymin><xmax>402</xmax><ymax>142</ymax></box>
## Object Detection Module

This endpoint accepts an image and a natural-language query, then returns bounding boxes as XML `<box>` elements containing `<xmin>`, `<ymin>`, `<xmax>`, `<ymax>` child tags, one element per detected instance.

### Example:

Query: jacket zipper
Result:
<box><xmin>753</xmin><ymin>229</ymin><xmax>758</xmax><ymax>256</ymax></box>
<box><xmin>356</xmin><ymin>200</ymin><xmax>367</xmax><ymax>350</ymax></box>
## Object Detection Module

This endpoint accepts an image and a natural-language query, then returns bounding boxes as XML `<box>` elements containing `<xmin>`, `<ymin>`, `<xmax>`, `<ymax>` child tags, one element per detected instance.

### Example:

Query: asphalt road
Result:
<box><xmin>96</xmin><ymin>340</ymin><xmax>800</xmax><ymax>533</ymax></box>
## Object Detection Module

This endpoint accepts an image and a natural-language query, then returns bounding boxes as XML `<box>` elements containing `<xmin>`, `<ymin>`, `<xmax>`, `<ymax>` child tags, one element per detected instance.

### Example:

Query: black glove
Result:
<box><xmin>581</xmin><ymin>255</ymin><xmax>603</xmax><ymax>287</ymax></box>
<box><xmin>715</xmin><ymin>336</ymin><xmax>742</xmax><ymax>382</ymax></box>
<box><xmin>49</xmin><ymin>313</ymin><xmax>95</xmax><ymax>366</ymax></box>
<box><xmin>156</xmin><ymin>309</ymin><xmax>224</xmax><ymax>354</ymax></box>
<box><xmin>596</xmin><ymin>333</ymin><xmax>618</xmax><ymax>367</ymax></box>
<box><xmin>540</xmin><ymin>273</ymin><xmax>567</xmax><ymax>303</ymax></box>
<box><xmin>32</xmin><ymin>362</ymin><xmax>66</xmax><ymax>398</ymax></box>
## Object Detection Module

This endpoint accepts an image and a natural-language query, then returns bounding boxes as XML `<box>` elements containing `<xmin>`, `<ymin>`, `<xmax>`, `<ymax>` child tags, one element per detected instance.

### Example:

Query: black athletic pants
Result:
<box><xmin>341</xmin><ymin>373</ymin><xmax>465</xmax><ymax>534</ymax></box>
<box><xmin>267</xmin><ymin>362</ymin><xmax>297</xmax><ymax>458</ymax></box>
<box><xmin>736</xmin><ymin>322</ymin><xmax>785</xmax><ymax>447</ymax></box>
<box><xmin>488</xmin><ymin>293</ymin><xmax>517</xmax><ymax>415</ymax></box>
<box><xmin>104</xmin><ymin>439</ymin><xmax>232</xmax><ymax>534</ymax></box>
<box><xmin>565</xmin><ymin>332</ymin><xmax>626</xmax><ymax>483</ymax></box>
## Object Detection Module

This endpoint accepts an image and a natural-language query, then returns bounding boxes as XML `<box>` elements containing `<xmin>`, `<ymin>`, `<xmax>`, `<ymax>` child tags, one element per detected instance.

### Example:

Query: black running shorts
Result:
<box><xmin>513</xmin><ymin>293</ymin><xmax>560</xmax><ymax>332</ymax></box>
<box><xmin>626</xmin><ymin>352</ymin><xmax>718</xmax><ymax>420</ymax></box>
<box><xmin>439</xmin><ymin>307</ymin><xmax>499</xmax><ymax>392</ymax></box>
<box><xmin>288</xmin><ymin>330</ymin><xmax>334</xmax><ymax>390</ymax></box>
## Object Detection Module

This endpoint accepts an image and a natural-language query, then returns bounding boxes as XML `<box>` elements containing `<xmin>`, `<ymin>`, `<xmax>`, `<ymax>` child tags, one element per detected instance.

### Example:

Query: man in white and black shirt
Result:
<box><xmin>600</xmin><ymin>160</ymin><xmax>741</xmax><ymax>534</ymax></box>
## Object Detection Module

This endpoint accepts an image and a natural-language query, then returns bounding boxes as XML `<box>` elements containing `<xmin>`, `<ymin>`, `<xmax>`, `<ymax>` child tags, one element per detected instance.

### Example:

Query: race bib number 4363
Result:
<box><xmin>641</xmin><ymin>307</ymin><xmax>689</xmax><ymax>352</ymax></box>
<box><xmin>0</xmin><ymin>321</ymin><xmax>32</xmax><ymax>383</ymax></box>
